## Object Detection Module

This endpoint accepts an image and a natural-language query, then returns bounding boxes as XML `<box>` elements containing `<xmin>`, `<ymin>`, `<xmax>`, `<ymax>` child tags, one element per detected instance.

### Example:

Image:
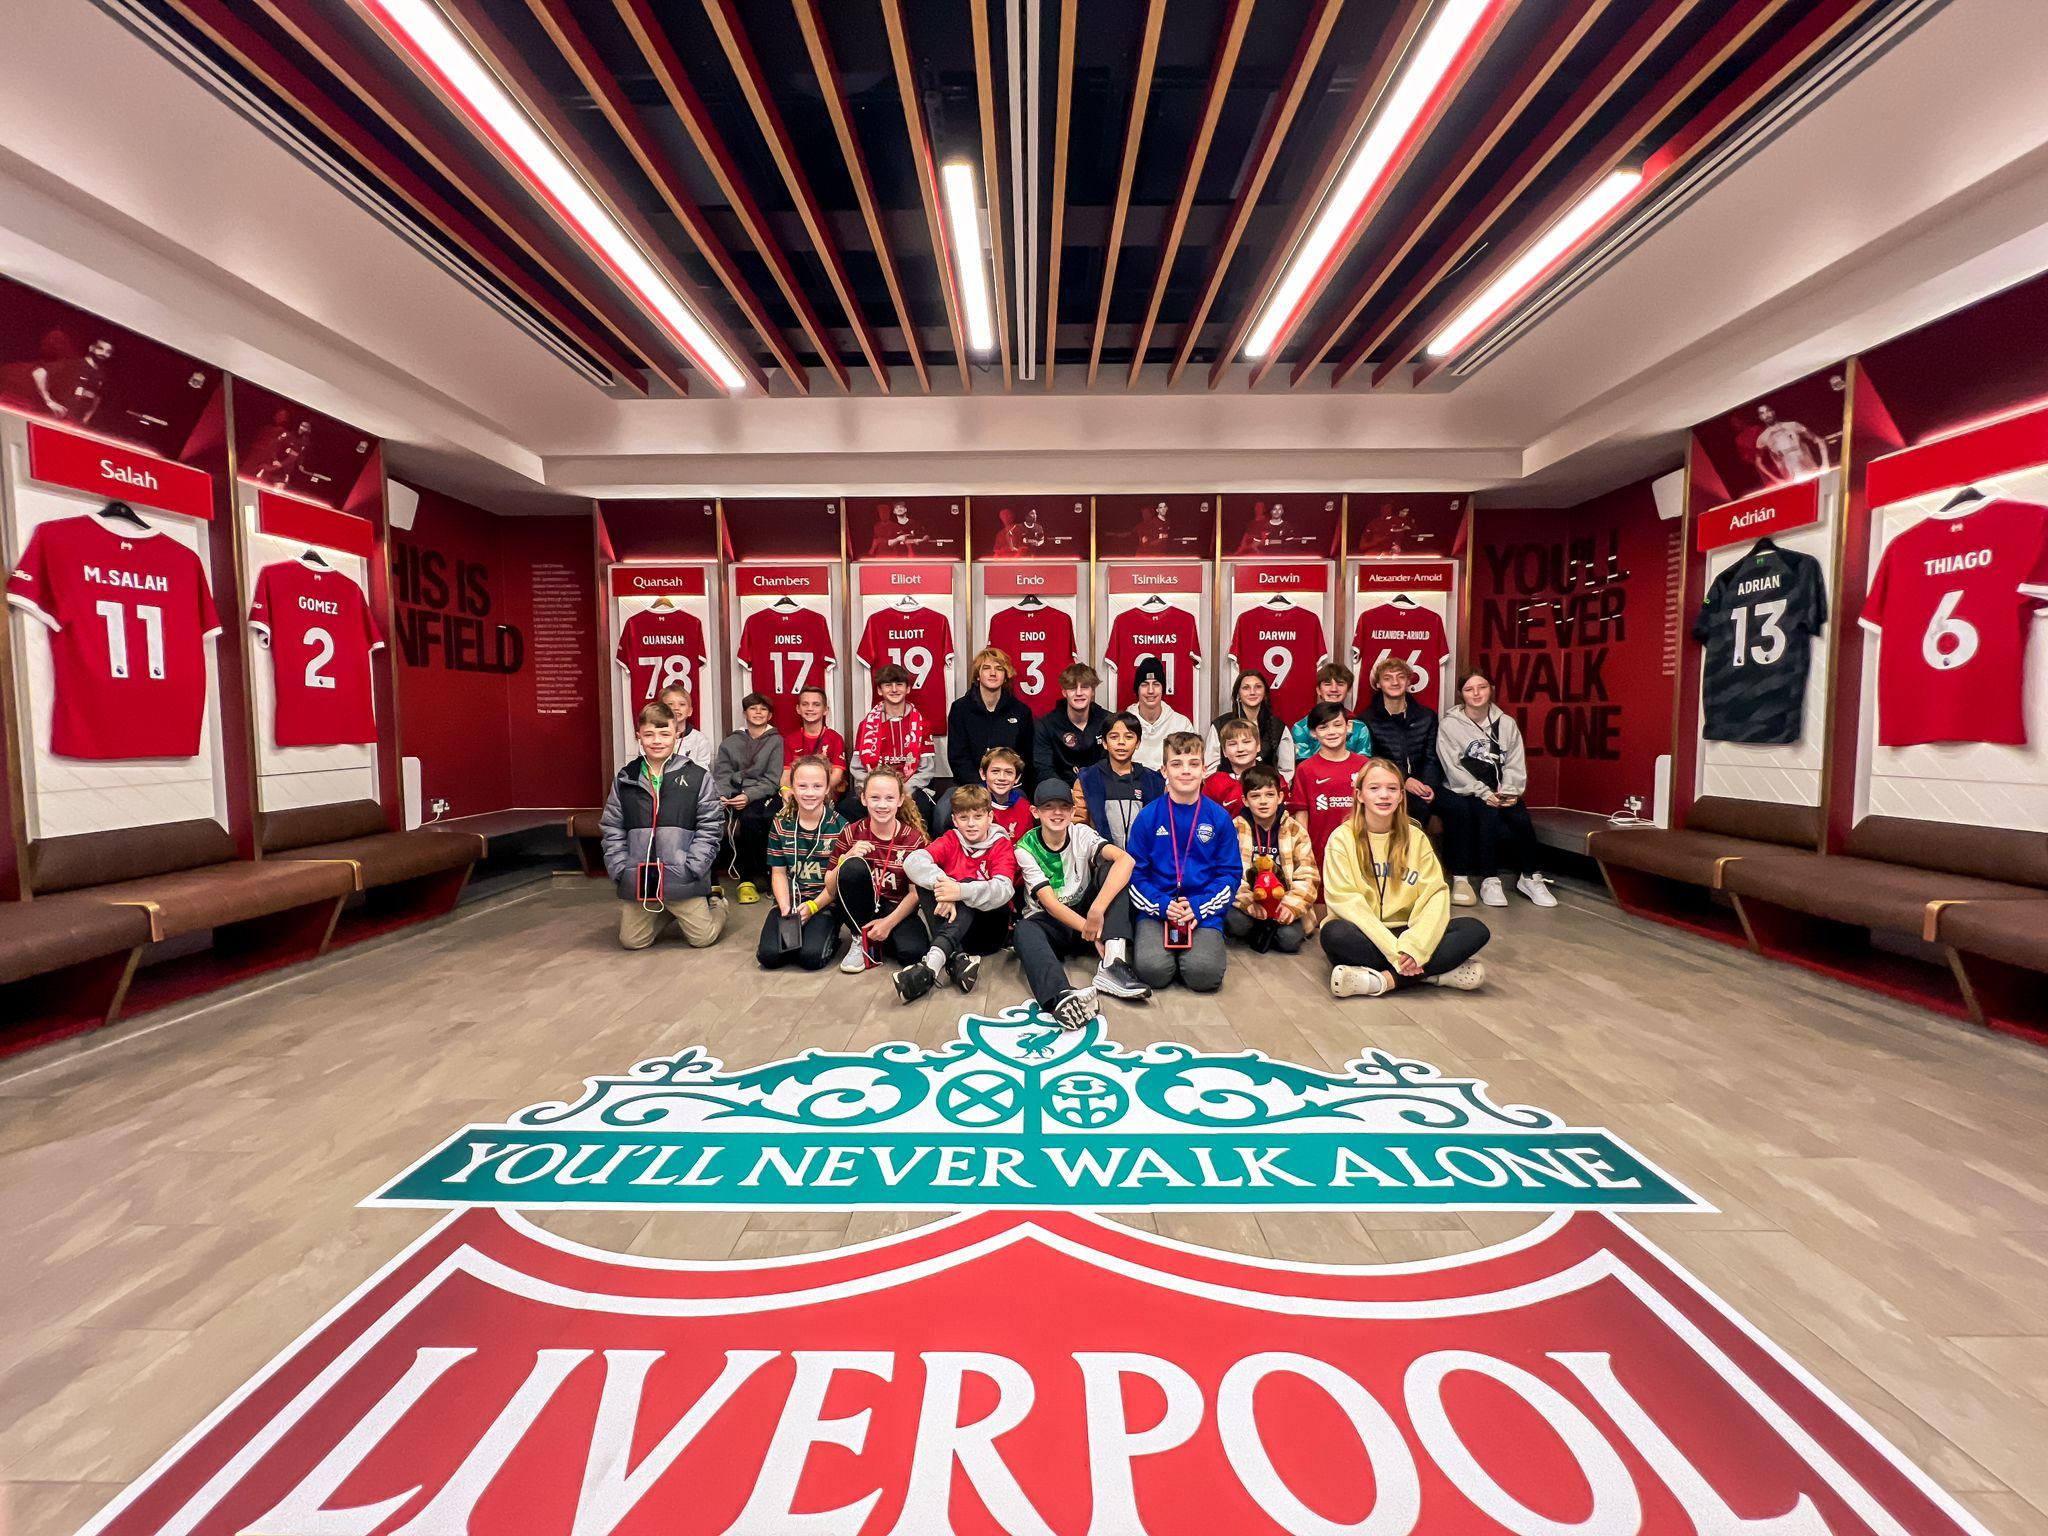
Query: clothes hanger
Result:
<box><xmin>771</xmin><ymin>594</ymin><xmax>800</xmax><ymax>610</ymax></box>
<box><xmin>1265</xmin><ymin>593</ymin><xmax>1293</xmax><ymax>608</ymax></box>
<box><xmin>1140</xmin><ymin>594</ymin><xmax>1169</xmax><ymax>610</ymax></box>
<box><xmin>1390</xmin><ymin>592</ymin><xmax>1417</xmax><ymax>607</ymax></box>
<box><xmin>97</xmin><ymin>498</ymin><xmax>150</xmax><ymax>531</ymax></box>
<box><xmin>300</xmin><ymin>546</ymin><xmax>329</xmax><ymax>568</ymax></box>
<box><xmin>650</xmin><ymin>594</ymin><xmax>675</xmax><ymax>610</ymax></box>
<box><xmin>1941</xmin><ymin>486</ymin><xmax>1985</xmax><ymax>513</ymax></box>
<box><xmin>1015</xmin><ymin>593</ymin><xmax>1044</xmax><ymax>609</ymax></box>
<box><xmin>894</xmin><ymin>594</ymin><xmax>921</xmax><ymax>610</ymax></box>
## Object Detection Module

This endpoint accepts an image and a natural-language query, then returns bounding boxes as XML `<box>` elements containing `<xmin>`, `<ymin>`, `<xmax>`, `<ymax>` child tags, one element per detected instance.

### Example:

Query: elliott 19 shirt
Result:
<box><xmin>7</xmin><ymin>512</ymin><xmax>221</xmax><ymax>759</ymax></box>
<box><xmin>857</xmin><ymin>604</ymin><xmax>955</xmax><ymax>726</ymax></box>
<box><xmin>615</xmin><ymin>605</ymin><xmax>707</xmax><ymax>708</ymax></box>
<box><xmin>1105</xmin><ymin>603</ymin><xmax>1201</xmax><ymax>716</ymax></box>
<box><xmin>1692</xmin><ymin>541</ymin><xmax>1828</xmax><ymax>745</ymax></box>
<box><xmin>249</xmin><ymin>558</ymin><xmax>384</xmax><ymax>747</ymax></box>
<box><xmin>1351</xmin><ymin>602</ymin><xmax>1450</xmax><ymax>712</ymax></box>
<box><xmin>986</xmin><ymin>603</ymin><xmax>1078</xmax><ymax>710</ymax></box>
<box><xmin>1228</xmin><ymin>602</ymin><xmax>1328</xmax><ymax>722</ymax></box>
<box><xmin>1859</xmin><ymin>499</ymin><xmax>2048</xmax><ymax>746</ymax></box>
<box><xmin>736</xmin><ymin>604</ymin><xmax>836</xmax><ymax>735</ymax></box>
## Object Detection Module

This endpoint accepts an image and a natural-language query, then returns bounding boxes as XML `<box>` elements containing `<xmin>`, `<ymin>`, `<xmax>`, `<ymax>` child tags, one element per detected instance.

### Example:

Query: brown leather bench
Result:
<box><xmin>262</xmin><ymin>802</ymin><xmax>482</xmax><ymax>944</ymax></box>
<box><xmin>1723</xmin><ymin>818</ymin><xmax>2048</xmax><ymax>1022</ymax></box>
<box><xmin>0</xmin><ymin>896</ymin><xmax>153</xmax><ymax>1053</ymax></box>
<box><xmin>569</xmin><ymin>808</ymin><xmax>604</xmax><ymax>877</ymax></box>
<box><xmin>1589</xmin><ymin>796</ymin><xmax>1820</xmax><ymax>944</ymax></box>
<box><xmin>1934</xmin><ymin>898</ymin><xmax>2048</xmax><ymax>1039</ymax></box>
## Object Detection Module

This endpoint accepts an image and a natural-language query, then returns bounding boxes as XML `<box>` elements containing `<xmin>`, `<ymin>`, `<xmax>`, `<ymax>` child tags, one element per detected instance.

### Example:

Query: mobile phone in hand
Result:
<box><xmin>1164</xmin><ymin>919</ymin><xmax>1192</xmax><ymax>950</ymax></box>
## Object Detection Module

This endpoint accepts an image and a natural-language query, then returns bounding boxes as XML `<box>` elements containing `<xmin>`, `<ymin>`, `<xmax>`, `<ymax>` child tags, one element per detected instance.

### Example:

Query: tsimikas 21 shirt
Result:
<box><xmin>615</xmin><ymin>605</ymin><xmax>707</xmax><ymax>707</ymax></box>
<box><xmin>1860</xmin><ymin>498</ymin><xmax>2048</xmax><ymax>746</ymax></box>
<box><xmin>1105</xmin><ymin>604</ymin><xmax>1201</xmax><ymax>716</ymax></box>
<box><xmin>1693</xmin><ymin>540</ymin><xmax>1828</xmax><ymax>745</ymax></box>
<box><xmin>1228</xmin><ymin>603</ymin><xmax>1328</xmax><ymax>723</ymax></box>
<box><xmin>736</xmin><ymin>604</ymin><xmax>836</xmax><ymax>734</ymax></box>
<box><xmin>8</xmin><ymin>512</ymin><xmax>221</xmax><ymax>759</ymax></box>
<box><xmin>249</xmin><ymin>558</ymin><xmax>384</xmax><ymax>747</ymax></box>
<box><xmin>857</xmin><ymin>604</ymin><xmax>955</xmax><ymax>727</ymax></box>
<box><xmin>1351</xmin><ymin>602</ymin><xmax>1450</xmax><ymax>712</ymax></box>
<box><xmin>986</xmin><ymin>603</ymin><xmax>1078</xmax><ymax>711</ymax></box>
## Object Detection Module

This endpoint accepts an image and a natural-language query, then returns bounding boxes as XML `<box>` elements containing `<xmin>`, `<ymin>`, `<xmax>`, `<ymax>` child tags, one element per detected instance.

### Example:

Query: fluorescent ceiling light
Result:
<box><xmin>1244</xmin><ymin>0</ymin><xmax>1496</xmax><ymax>362</ymax></box>
<box><xmin>940</xmin><ymin>160</ymin><xmax>997</xmax><ymax>355</ymax></box>
<box><xmin>1426</xmin><ymin>168</ymin><xmax>1642</xmax><ymax>360</ymax></box>
<box><xmin>360</xmin><ymin>0</ymin><xmax>748</xmax><ymax>393</ymax></box>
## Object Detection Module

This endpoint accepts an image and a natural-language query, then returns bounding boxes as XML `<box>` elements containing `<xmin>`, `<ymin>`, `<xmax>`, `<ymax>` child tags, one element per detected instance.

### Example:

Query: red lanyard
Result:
<box><xmin>1165</xmin><ymin>799</ymin><xmax>1201</xmax><ymax>891</ymax></box>
<box><xmin>1251</xmin><ymin>818</ymin><xmax>1278</xmax><ymax>862</ymax></box>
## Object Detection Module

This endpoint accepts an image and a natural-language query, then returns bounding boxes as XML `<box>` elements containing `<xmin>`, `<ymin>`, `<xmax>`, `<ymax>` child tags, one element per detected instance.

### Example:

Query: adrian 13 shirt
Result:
<box><xmin>615</xmin><ymin>605</ymin><xmax>707</xmax><ymax>707</ymax></box>
<box><xmin>1351</xmin><ymin>602</ymin><xmax>1450</xmax><ymax>712</ymax></box>
<box><xmin>857</xmin><ymin>604</ymin><xmax>955</xmax><ymax>726</ymax></box>
<box><xmin>1693</xmin><ymin>540</ymin><xmax>1828</xmax><ymax>745</ymax></box>
<box><xmin>1228</xmin><ymin>602</ymin><xmax>1328</xmax><ymax>723</ymax></box>
<box><xmin>249</xmin><ymin>558</ymin><xmax>384</xmax><ymax>747</ymax></box>
<box><xmin>1105</xmin><ymin>603</ymin><xmax>1202</xmax><ymax>715</ymax></box>
<box><xmin>986</xmin><ymin>603</ymin><xmax>1078</xmax><ymax>710</ymax></box>
<box><xmin>7</xmin><ymin>512</ymin><xmax>221</xmax><ymax>759</ymax></box>
<box><xmin>1860</xmin><ymin>499</ymin><xmax>2048</xmax><ymax>746</ymax></box>
<box><xmin>736</xmin><ymin>603</ymin><xmax>836</xmax><ymax>734</ymax></box>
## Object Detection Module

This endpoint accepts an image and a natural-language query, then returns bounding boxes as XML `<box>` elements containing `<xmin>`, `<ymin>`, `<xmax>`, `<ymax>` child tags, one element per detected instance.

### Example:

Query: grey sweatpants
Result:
<box><xmin>1133</xmin><ymin>920</ymin><xmax>1227</xmax><ymax>993</ymax></box>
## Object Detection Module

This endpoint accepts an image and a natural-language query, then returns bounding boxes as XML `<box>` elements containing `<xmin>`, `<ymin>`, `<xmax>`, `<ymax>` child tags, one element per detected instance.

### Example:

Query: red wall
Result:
<box><xmin>392</xmin><ymin>487</ymin><xmax>600</xmax><ymax>816</ymax></box>
<box><xmin>1467</xmin><ymin>479</ymin><xmax>1682</xmax><ymax>814</ymax></box>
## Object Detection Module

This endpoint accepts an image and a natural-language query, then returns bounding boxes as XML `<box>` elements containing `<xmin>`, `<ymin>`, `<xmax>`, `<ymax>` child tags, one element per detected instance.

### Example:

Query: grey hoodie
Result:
<box><xmin>712</xmin><ymin>728</ymin><xmax>785</xmax><ymax>804</ymax></box>
<box><xmin>903</xmin><ymin>826</ymin><xmax>1018</xmax><ymax>911</ymax></box>
<box><xmin>1437</xmin><ymin>705</ymin><xmax>1528</xmax><ymax>799</ymax></box>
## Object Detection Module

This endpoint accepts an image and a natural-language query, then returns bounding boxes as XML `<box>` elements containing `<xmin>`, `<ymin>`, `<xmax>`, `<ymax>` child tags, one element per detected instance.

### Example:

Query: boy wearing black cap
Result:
<box><xmin>1014</xmin><ymin>778</ymin><xmax>1151</xmax><ymax>1029</ymax></box>
<box><xmin>1128</xmin><ymin>656</ymin><xmax>1195</xmax><ymax>769</ymax></box>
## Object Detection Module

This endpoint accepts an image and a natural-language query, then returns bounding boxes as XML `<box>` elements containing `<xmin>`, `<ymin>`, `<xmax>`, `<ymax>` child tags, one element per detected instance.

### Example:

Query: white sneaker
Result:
<box><xmin>838</xmin><ymin>937</ymin><xmax>871</xmax><ymax>974</ymax></box>
<box><xmin>1451</xmin><ymin>876</ymin><xmax>1477</xmax><ymax>907</ymax></box>
<box><xmin>1478</xmin><ymin>877</ymin><xmax>1508</xmax><ymax>907</ymax></box>
<box><xmin>1330</xmin><ymin>965</ymin><xmax>1391</xmax><ymax>998</ymax></box>
<box><xmin>1516</xmin><ymin>873</ymin><xmax>1558</xmax><ymax>908</ymax></box>
<box><xmin>1424</xmin><ymin>960</ymin><xmax>1486</xmax><ymax>991</ymax></box>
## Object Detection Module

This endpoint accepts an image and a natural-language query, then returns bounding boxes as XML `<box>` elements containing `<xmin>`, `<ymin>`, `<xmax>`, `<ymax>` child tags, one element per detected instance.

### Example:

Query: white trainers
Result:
<box><xmin>1330</xmin><ymin>964</ymin><xmax>1392</xmax><ymax>998</ymax></box>
<box><xmin>1424</xmin><ymin>960</ymin><xmax>1486</xmax><ymax>991</ymax></box>
<box><xmin>1516</xmin><ymin>873</ymin><xmax>1558</xmax><ymax>908</ymax></box>
<box><xmin>1451</xmin><ymin>876</ymin><xmax>1477</xmax><ymax>907</ymax></box>
<box><xmin>838</xmin><ymin>937</ymin><xmax>872</xmax><ymax>974</ymax></box>
<box><xmin>1478</xmin><ymin>877</ymin><xmax>1508</xmax><ymax>907</ymax></box>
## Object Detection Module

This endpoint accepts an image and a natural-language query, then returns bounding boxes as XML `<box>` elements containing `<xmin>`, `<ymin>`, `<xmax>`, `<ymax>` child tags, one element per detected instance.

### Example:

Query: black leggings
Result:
<box><xmin>1439</xmin><ymin>792</ymin><xmax>1541</xmax><ymax>878</ymax></box>
<box><xmin>724</xmin><ymin>797</ymin><xmax>777</xmax><ymax>885</ymax></box>
<box><xmin>1320</xmin><ymin>916</ymin><xmax>1490</xmax><ymax>988</ymax></box>
<box><xmin>833</xmin><ymin>857</ymin><xmax>931</xmax><ymax>964</ymax></box>
<box><xmin>757</xmin><ymin>906</ymin><xmax>841</xmax><ymax>970</ymax></box>
<box><xmin>916</xmin><ymin>887</ymin><xmax>1013</xmax><ymax>961</ymax></box>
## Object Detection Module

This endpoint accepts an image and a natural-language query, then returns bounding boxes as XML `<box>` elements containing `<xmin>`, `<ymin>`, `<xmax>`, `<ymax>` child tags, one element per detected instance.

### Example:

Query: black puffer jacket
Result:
<box><xmin>947</xmin><ymin>686</ymin><xmax>1035</xmax><ymax>783</ymax></box>
<box><xmin>1364</xmin><ymin>695</ymin><xmax>1443</xmax><ymax>795</ymax></box>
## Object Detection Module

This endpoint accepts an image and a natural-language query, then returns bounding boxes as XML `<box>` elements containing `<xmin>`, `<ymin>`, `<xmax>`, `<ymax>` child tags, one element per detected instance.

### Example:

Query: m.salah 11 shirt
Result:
<box><xmin>7</xmin><ymin>512</ymin><xmax>221</xmax><ymax>759</ymax></box>
<box><xmin>1860</xmin><ymin>499</ymin><xmax>2048</xmax><ymax>746</ymax></box>
<box><xmin>249</xmin><ymin>558</ymin><xmax>384</xmax><ymax>747</ymax></box>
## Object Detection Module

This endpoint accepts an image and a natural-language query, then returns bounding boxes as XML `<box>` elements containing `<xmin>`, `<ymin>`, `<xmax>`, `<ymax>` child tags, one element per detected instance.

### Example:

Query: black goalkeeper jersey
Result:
<box><xmin>1693</xmin><ymin>539</ymin><xmax>1829</xmax><ymax>745</ymax></box>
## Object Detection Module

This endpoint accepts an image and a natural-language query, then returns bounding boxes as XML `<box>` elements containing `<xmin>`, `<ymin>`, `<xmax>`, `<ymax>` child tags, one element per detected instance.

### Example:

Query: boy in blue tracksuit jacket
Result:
<box><xmin>1127</xmin><ymin>729</ymin><xmax>1242</xmax><ymax>994</ymax></box>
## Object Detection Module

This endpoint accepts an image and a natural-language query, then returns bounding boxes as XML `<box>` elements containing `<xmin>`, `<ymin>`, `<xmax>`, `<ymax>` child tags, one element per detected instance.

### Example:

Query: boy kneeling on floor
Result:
<box><xmin>1014</xmin><ymin>778</ymin><xmax>1151</xmax><ymax>1030</ymax></box>
<box><xmin>600</xmin><ymin>701</ymin><xmax>727</xmax><ymax>950</ymax></box>
<box><xmin>895</xmin><ymin>784</ymin><xmax>1019</xmax><ymax>1002</ymax></box>
<box><xmin>1128</xmin><ymin>731</ymin><xmax>1242</xmax><ymax>994</ymax></box>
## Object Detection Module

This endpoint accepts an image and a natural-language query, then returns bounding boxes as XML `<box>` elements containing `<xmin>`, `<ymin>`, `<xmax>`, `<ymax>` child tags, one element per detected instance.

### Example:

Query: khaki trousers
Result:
<box><xmin>618</xmin><ymin>895</ymin><xmax>727</xmax><ymax>950</ymax></box>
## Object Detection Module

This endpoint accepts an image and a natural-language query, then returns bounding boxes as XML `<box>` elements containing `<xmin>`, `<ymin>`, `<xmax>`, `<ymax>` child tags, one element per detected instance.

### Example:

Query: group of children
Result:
<box><xmin>600</xmin><ymin>642</ymin><xmax>1545</xmax><ymax>1024</ymax></box>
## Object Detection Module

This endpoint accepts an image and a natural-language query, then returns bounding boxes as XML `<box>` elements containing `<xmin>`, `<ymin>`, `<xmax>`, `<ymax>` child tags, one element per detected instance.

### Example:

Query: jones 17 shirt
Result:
<box><xmin>1693</xmin><ymin>541</ymin><xmax>1828</xmax><ymax>745</ymax></box>
<box><xmin>986</xmin><ymin>603</ymin><xmax>1078</xmax><ymax>711</ymax></box>
<box><xmin>1859</xmin><ymin>499</ymin><xmax>2048</xmax><ymax>746</ymax></box>
<box><xmin>249</xmin><ymin>558</ymin><xmax>384</xmax><ymax>747</ymax></box>
<box><xmin>1228</xmin><ymin>602</ymin><xmax>1328</xmax><ymax>723</ymax></box>
<box><xmin>1351</xmin><ymin>602</ymin><xmax>1450</xmax><ymax>711</ymax></box>
<box><xmin>736</xmin><ymin>603</ymin><xmax>836</xmax><ymax>735</ymax></box>
<box><xmin>1105</xmin><ymin>603</ymin><xmax>1202</xmax><ymax>716</ymax></box>
<box><xmin>857</xmin><ymin>604</ymin><xmax>956</xmax><ymax>726</ymax></box>
<box><xmin>7</xmin><ymin>512</ymin><xmax>221</xmax><ymax>759</ymax></box>
<box><xmin>615</xmin><ymin>605</ymin><xmax>707</xmax><ymax>707</ymax></box>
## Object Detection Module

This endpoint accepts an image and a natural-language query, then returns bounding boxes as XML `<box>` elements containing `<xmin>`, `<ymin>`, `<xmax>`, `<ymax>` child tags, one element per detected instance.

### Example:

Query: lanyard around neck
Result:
<box><xmin>1166</xmin><ymin>799</ymin><xmax>1201</xmax><ymax>890</ymax></box>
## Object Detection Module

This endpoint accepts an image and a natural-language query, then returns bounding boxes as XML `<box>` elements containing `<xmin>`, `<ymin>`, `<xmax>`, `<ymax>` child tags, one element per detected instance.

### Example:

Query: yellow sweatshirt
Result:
<box><xmin>1321</xmin><ymin>821</ymin><xmax>1450</xmax><ymax>967</ymax></box>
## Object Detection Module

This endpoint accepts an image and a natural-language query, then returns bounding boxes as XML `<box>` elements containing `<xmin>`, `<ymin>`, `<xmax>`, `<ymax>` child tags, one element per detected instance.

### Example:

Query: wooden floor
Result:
<box><xmin>5</xmin><ymin>874</ymin><xmax>2048</xmax><ymax>1534</ymax></box>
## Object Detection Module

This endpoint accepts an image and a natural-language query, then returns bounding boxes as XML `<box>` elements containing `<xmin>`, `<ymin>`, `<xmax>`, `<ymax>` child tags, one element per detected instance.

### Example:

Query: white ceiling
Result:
<box><xmin>4</xmin><ymin>0</ymin><xmax>2048</xmax><ymax>511</ymax></box>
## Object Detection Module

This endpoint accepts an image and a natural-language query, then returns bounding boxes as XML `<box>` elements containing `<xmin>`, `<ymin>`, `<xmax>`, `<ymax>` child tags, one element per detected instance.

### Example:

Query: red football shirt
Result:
<box><xmin>615</xmin><ymin>605</ymin><xmax>707</xmax><ymax>708</ymax></box>
<box><xmin>7</xmin><ymin>512</ymin><xmax>221</xmax><ymax>759</ymax></box>
<box><xmin>1860</xmin><ymin>499</ymin><xmax>2048</xmax><ymax>746</ymax></box>
<box><xmin>857</xmin><ymin>604</ymin><xmax>955</xmax><ymax>725</ymax></box>
<box><xmin>736</xmin><ymin>604</ymin><xmax>836</xmax><ymax>734</ymax></box>
<box><xmin>986</xmin><ymin>603</ymin><xmax>1078</xmax><ymax>710</ymax></box>
<box><xmin>1105</xmin><ymin>603</ymin><xmax>1202</xmax><ymax>715</ymax></box>
<box><xmin>1351</xmin><ymin>602</ymin><xmax>1450</xmax><ymax>711</ymax></box>
<box><xmin>249</xmin><ymin>559</ymin><xmax>383</xmax><ymax>747</ymax></box>
<box><xmin>1287</xmin><ymin>750</ymin><xmax>1366</xmax><ymax>863</ymax></box>
<box><xmin>1228</xmin><ymin>602</ymin><xmax>1329</xmax><ymax>722</ymax></box>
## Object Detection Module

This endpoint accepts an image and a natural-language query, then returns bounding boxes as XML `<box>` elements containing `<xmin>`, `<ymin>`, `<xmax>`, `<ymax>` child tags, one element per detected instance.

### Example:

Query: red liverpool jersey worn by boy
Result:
<box><xmin>1288</xmin><ymin>750</ymin><xmax>1366</xmax><ymax>862</ymax></box>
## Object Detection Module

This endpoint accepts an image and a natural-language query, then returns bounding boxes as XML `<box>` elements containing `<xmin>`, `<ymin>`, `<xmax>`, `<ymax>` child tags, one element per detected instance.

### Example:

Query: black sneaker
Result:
<box><xmin>1051</xmin><ymin>988</ymin><xmax>1098</xmax><ymax>1031</ymax></box>
<box><xmin>893</xmin><ymin>962</ymin><xmax>936</xmax><ymax>1004</ymax></box>
<box><xmin>1092</xmin><ymin>958</ymin><xmax>1152</xmax><ymax>1002</ymax></box>
<box><xmin>947</xmin><ymin>951</ymin><xmax>981</xmax><ymax>994</ymax></box>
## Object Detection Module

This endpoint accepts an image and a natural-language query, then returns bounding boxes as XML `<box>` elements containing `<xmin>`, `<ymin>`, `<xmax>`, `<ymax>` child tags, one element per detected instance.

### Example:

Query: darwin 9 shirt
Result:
<box><xmin>985</xmin><ymin>603</ymin><xmax>1078</xmax><ymax>711</ymax></box>
<box><xmin>1692</xmin><ymin>541</ymin><xmax>1828</xmax><ymax>745</ymax></box>
<box><xmin>249</xmin><ymin>559</ymin><xmax>384</xmax><ymax>747</ymax></box>
<box><xmin>7</xmin><ymin>512</ymin><xmax>221</xmax><ymax>759</ymax></box>
<box><xmin>615</xmin><ymin>605</ymin><xmax>707</xmax><ymax>708</ymax></box>
<box><xmin>857</xmin><ymin>604</ymin><xmax>955</xmax><ymax>726</ymax></box>
<box><xmin>1860</xmin><ymin>499</ymin><xmax>2048</xmax><ymax>746</ymax></box>
<box><xmin>1228</xmin><ymin>602</ymin><xmax>1328</xmax><ymax>723</ymax></box>
<box><xmin>1351</xmin><ymin>603</ymin><xmax>1450</xmax><ymax>712</ymax></box>
<box><xmin>1105</xmin><ymin>603</ymin><xmax>1202</xmax><ymax>716</ymax></box>
<box><xmin>736</xmin><ymin>604</ymin><xmax>836</xmax><ymax>735</ymax></box>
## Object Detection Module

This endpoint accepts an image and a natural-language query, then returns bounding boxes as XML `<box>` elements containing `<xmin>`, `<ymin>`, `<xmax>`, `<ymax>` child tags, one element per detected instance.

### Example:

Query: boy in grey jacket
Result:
<box><xmin>713</xmin><ymin>692</ymin><xmax>788</xmax><ymax>904</ymax></box>
<box><xmin>601</xmin><ymin>702</ymin><xmax>728</xmax><ymax>949</ymax></box>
